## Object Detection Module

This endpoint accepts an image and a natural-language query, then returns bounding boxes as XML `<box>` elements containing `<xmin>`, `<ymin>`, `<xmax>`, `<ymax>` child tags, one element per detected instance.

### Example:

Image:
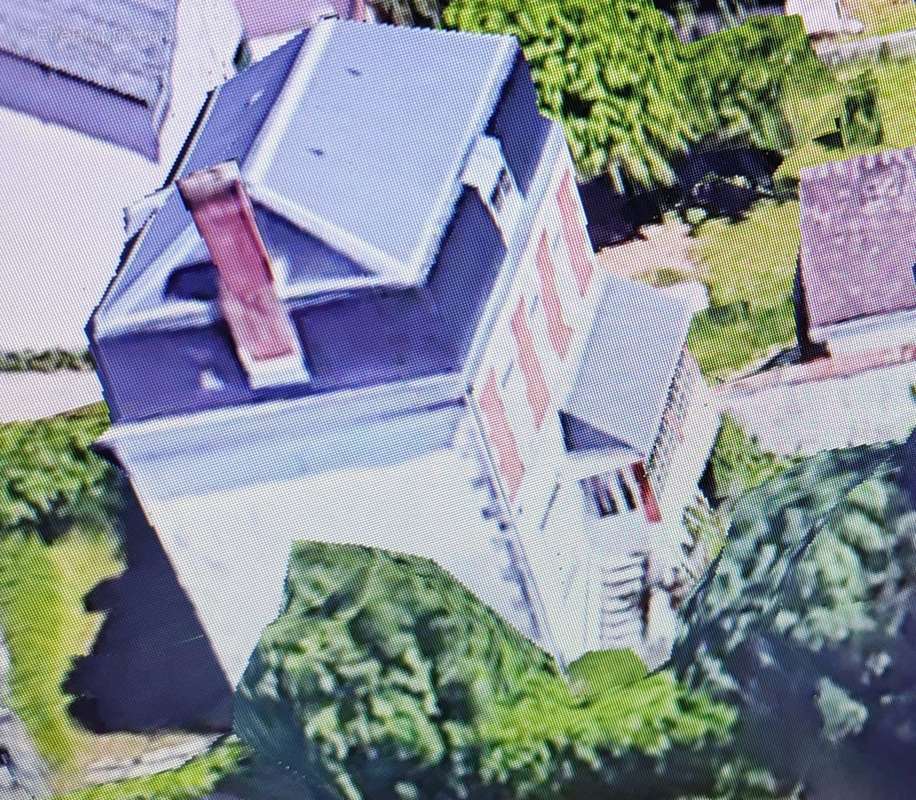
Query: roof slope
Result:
<box><xmin>799</xmin><ymin>147</ymin><xmax>916</xmax><ymax>329</ymax></box>
<box><xmin>0</xmin><ymin>0</ymin><xmax>177</xmax><ymax>106</ymax></box>
<box><xmin>564</xmin><ymin>277</ymin><xmax>692</xmax><ymax>456</ymax></box>
<box><xmin>108</xmin><ymin>19</ymin><xmax>517</xmax><ymax>319</ymax></box>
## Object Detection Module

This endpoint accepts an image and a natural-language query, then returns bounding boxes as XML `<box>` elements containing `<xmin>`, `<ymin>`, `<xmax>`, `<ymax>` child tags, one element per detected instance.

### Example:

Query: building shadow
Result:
<box><xmin>64</xmin><ymin>478</ymin><xmax>233</xmax><ymax>734</ymax></box>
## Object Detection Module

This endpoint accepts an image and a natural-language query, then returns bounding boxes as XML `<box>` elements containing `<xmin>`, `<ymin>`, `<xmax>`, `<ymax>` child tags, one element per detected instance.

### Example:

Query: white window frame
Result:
<box><xmin>461</xmin><ymin>135</ymin><xmax>522</xmax><ymax>242</ymax></box>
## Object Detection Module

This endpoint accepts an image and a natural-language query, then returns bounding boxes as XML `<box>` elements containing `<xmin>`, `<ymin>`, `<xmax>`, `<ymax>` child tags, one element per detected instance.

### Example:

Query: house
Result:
<box><xmin>0</xmin><ymin>0</ymin><xmax>242</xmax><ymax>350</ymax></box>
<box><xmin>784</xmin><ymin>0</ymin><xmax>863</xmax><ymax>37</ymax></box>
<box><xmin>233</xmin><ymin>0</ymin><xmax>370</xmax><ymax>63</ymax></box>
<box><xmin>796</xmin><ymin>147</ymin><xmax>916</xmax><ymax>359</ymax></box>
<box><xmin>89</xmin><ymin>20</ymin><xmax>720</xmax><ymax>686</ymax></box>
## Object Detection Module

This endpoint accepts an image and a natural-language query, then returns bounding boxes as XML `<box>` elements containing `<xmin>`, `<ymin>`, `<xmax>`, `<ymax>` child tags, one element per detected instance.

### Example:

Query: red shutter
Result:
<box><xmin>510</xmin><ymin>298</ymin><xmax>549</xmax><ymax>429</ymax></box>
<box><xmin>535</xmin><ymin>232</ymin><xmax>573</xmax><ymax>360</ymax></box>
<box><xmin>557</xmin><ymin>171</ymin><xmax>594</xmax><ymax>297</ymax></box>
<box><xmin>632</xmin><ymin>462</ymin><xmax>662</xmax><ymax>523</ymax></box>
<box><xmin>478</xmin><ymin>370</ymin><xmax>525</xmax><ymax>501</ymax></box>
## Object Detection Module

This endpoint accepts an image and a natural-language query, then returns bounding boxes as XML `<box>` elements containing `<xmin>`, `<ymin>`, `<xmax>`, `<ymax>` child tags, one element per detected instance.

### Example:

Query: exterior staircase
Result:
<box><xmin>597</xmin><ymin>554</ymin><xmax>648</xmax><ymax>651</ymax></box>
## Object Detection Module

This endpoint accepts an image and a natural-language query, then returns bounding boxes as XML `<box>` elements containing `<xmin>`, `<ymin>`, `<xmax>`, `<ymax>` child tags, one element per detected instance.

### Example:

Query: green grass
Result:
<box><xmin>852</xmin><ymin>0</ymin><xmax>916</xmax><ymax>37</ymax></box>
<box><xmin>0</xmin><ymin>526</ymin><xmax>122</xmax><ymax>771</ymax></box>
<box><xmin>50</xmin><ymin>740</ymin><xmax>246</xmax><ymax>800</ymax></box>
<box><xmin>685</xmin><ymin>55</ymin><xmax>916</xmax><ymax>379</ymax></box>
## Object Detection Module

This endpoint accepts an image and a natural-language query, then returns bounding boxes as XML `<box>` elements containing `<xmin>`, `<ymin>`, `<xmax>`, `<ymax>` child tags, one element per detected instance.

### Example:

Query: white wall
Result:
<box><xmin>126</xmin><ymin>438</ymin><xmax>536</xmax><ymax>687</ymax></box>
<box><xmin>0</xmin><ymin>0</ymin><xmax>242</xmax><ymax>349</ymax></box>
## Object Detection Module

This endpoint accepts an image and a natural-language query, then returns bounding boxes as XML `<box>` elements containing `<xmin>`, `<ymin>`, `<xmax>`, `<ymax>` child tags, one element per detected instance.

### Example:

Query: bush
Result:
<box><xmin>236</xmin><ymin>541</ymin><xmax>735</xmax><ymax>800</ymax></box>
<box><xmin>0</xmin><ymin>404</ymin><xmax>114</xmax><ymax>538</ymax></box>
<box><xmin>0</xmin><ymin>349</ymin><xmax>94</xmax><ymax>373</ymax></box>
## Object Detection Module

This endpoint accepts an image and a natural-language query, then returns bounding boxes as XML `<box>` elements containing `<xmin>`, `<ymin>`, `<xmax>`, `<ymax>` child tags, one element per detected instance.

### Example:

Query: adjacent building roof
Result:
<box><xmin>564</xmin><ymin>277</ymin><xmax>692</xmax><ymax>456</ymax></box>
<box><xmin>233</xmin><ymin>0</ymin><xmax>363</xmax><ymax>38</ymax></box>
<box><xmin>0</xmin><ymin>0</ymin><xmax>177</xmax><ymax>107</ymax></box>
<box><xmin>103</xmin><ymin>20</ymin><xmax>518</xmax><ymax>324</ymax></box>
<box><xmin>799</xmin><ymin>146</ymin><xmax>916</xmax><ymax>330</ymax></box>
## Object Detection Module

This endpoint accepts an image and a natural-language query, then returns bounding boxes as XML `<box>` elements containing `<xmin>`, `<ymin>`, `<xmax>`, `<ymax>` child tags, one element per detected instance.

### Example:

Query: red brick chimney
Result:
<box><xmin>177</xmin><ymin>161</ymin><xmax>306</xmax><ymax>387</ymax></box>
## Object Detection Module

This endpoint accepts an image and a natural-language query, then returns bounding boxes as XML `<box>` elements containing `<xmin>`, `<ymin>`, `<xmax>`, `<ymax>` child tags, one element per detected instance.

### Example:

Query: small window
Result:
<box><xmin>164</xmin><ymin>262</ymin><xmax>219</xmax><ymax>302</ymax></box>
<box><xmin>617</xmin><ymin>471</ymin><xmax>638</xmax><ymax>511</ymax></box>
<box><xmin>583</xmin><ymin>476</ymin><xmax>618</xmax><ymax>517</ymax></box>
<box><xmin>490</xmin><ymin>168</ymin><xmax>513</xmax><ymax>213</ymax></box>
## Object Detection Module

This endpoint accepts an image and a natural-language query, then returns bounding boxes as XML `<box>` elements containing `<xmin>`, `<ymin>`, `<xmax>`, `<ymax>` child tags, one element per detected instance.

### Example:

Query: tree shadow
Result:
<box><xmin>813</xmin><ymin>130</ymin><xmax>843</xmax><ymax>151</ymax></box>
<box><xmin>64</xmin><ymin>479</ymin><xmax>233</xmax><ymax>734</ymax></box>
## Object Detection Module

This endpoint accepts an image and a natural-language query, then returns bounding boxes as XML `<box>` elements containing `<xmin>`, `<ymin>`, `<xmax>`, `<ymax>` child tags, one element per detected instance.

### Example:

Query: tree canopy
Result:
<box><xmin>672</xmin><ymin>440</ymin><xmax>916</xmax><ymax>797</ymax></box>
<box><xmin>0</xmin><ymin>404</ymin><xmax>114</xmax><ymax>538</ymax></box>
<box><xmin>235</xmin><ymin>541</ymin><xmax>734</xmax><ymax>800</ymax></box>
<box><xmin>443</xmin><ymin>0</ymin><xmax>828</xmax><ymax>190</ymax></box>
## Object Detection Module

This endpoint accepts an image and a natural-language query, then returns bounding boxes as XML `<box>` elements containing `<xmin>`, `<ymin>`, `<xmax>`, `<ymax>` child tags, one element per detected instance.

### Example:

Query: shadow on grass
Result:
<box><xmin>64</xmin><ymin>481</ymin><xmax>233</xmax><ymax>735</ymax></box>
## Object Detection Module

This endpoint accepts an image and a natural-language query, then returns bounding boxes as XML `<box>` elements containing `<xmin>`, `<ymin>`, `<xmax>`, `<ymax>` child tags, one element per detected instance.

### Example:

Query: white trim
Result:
<box><xmin>408</xmin><ymin>35</ymin><xmax>516</xmax><ymax>282</ymax></box>
<box><xmin>98</xmin><ymin>372</ymin><xmax>464</xmax><ymax>453</ymax></box>
<box><xmin>811</xmin><ymin>307</ymin><xmax>916</xmax><ymax>345</ymax></box>
<box><xmin>243</xmin><ymin>351</ymin><xmax>311</xmax><ymax>388</ymax></box>
<box><xmin>249</xmin><ymin>185</ymin><xmax>411</xmax><ymax>281</ymax></box>
<box><xmin>244</xmin><ymin>19</ymin><xmax>335</xmax><ymax>185</ymax></box>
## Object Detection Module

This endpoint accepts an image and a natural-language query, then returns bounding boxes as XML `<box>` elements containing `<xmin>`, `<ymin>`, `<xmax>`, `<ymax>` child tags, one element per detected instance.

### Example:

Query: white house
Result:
<box><xmin>89</xmin><ymin>21</ymin><xmax>720</xmax><ymax>687</ymax></box>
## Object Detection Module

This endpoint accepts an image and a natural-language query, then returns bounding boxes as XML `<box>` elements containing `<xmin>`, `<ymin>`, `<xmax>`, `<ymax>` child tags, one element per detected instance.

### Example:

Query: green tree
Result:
<box><xmin>444</xmin><ymin>0</ymin><xmax>698</xmax><ymax>188</ymax></box>
<box><xmin>672</xmin><ymin>440</ymin><xmax>916</xmax><ymax>797</ymax></box>
<box><xmin>443</xmin><ymin>0</ymin><xmax>826</xmax><ymax>191</ymax></box>
<box><xmin>236</xmin><ymin>541</ymin><xmax>735</xmax><ymax>800</ymax></box>
<box><xmin>0</xmin><ymin>404</ymin><xmax>114</xmax><ymax>539</ymax></box>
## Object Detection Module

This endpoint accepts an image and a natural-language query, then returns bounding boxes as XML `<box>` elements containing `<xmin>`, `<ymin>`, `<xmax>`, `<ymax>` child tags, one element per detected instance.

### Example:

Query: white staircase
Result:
<box><xmin>597</xmin><ymin>553</ymin><xmax>647</xmax><ymax>651</ymax></box>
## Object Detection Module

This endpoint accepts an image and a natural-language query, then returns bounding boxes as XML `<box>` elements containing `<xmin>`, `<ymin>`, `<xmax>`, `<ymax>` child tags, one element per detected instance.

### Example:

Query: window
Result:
<box><xmin>617</xmin><ymin>471</ymin><xmax>638</xmax><ymax>511</ymax></box>
<box><xmin>582</xmin><ymin>475</ymin><xmax>618</xmax><ymax>517</ymax></box>
<box><xmin>462</xmin><ymin>135</ymin><xmax>520</xmax><ymax>241</ymax></box>
<box><xmin>556</xmin><ymin>171</ymin><xmax>594</xmax><ymax>296</ymax></box>
<box><xmin>490</xmin><ymin>167</ymin><xmax>514</xmax><ymax>213</ymax></box>
<box><xmin>510</xmin><ymin>298</ymin><xmax>550</xmax><ymax>429</ymax></box>
<box><xmin>536</xmin><ymin>232</ymin><xmax>573</xmax><ymax>359</ymax></box>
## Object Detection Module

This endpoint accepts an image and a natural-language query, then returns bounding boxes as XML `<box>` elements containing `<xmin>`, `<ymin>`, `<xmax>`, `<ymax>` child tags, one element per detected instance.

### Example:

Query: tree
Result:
<box><xmin>672</xmin><ymin>440</ymin><xmax>916</xmax><ymax>797</ymax></box>
<box><xmin>235</xmin><ymin>541</ymin><xmax>735</xmax><ymax>800</ymax></box>
<box><xmin>443</xmin><ymin>0</ymin><xmax>828</xmax><ymax>191</ymax></box>
<box><xmin>0</xmin><ymin>404</ymin><xmax>114</xmax><ymax>539</ymax></box>
<box><xmin>443</xmin><ymin>0</ymin><xmax>699</xmax><ymax>189</ymax></box>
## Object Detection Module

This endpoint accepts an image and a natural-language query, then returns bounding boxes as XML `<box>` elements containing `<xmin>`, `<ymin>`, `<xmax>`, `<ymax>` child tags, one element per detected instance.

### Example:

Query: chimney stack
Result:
<box><xmin>177</xmin><ymin>160</ymin><xmax>307</xmax><ymax>388</ymax></box>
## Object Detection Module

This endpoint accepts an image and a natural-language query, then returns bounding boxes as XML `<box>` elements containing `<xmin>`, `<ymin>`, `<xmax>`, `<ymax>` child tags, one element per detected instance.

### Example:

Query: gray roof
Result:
<box><xmin>564</xmin><ymin>277</ymin><xmax>692</xmax><ymax>456</ymax></box>
<box><xmin>0</xmin><ymin>0</ymin><xmax>177</xmax><ymax>106</ymax></box>
<box><xmin>103</xmin><ymin>21</ymin><xmax>519</xmax><ymax>320</ymax></box>
<box><xmin>799</xmin><ymin>147</ymin><xmax>916</xmax><ymax>329</ymax></box>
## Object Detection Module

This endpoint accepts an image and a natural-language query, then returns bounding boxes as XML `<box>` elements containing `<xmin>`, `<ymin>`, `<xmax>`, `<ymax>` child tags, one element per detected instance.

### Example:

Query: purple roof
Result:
<box><xmin>799</xmin><ymin>147</ymin><xmax>916</xmax><ymax>329</ymax></box>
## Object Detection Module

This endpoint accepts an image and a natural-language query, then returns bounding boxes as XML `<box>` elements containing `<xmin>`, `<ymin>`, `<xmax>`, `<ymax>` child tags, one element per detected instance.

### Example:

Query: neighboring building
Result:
<box><xmin>89</xmin><ymin>20</ymin><xmax>719</xmax><ymax>686</ymax></box>
<box><xmin>796</xmin><ymin>147</ymin><xmax>916</xmax><ymax>358</ymax></box>
<box><xmin>0</xmin><ymin>0</ymin><xmax>242</xmax><ymax>349</ymax></box>
<box><xmin>784</xmin><ymin>0</ymin><xmax>863</xmax><ymax>36</ymax></box>
<box><xmin>233</xmin><ymin>0</ymin><xmax>370</xmax><ymax>62</ymax></box>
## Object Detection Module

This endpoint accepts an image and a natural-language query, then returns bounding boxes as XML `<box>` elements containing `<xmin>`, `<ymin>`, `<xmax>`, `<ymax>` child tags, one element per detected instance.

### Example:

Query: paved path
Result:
<box><xmin>816</xmin><ymin>27</ymin><xmax>916</xmax><ymax>65</ymax></box>
<box><xmin>0</xmin><ymin>372</ymin><xmax>102</xmax><ymax>424</ymax></box>
<box><xmin>719</xmin><ymin>359</ymin><xmax>916</xmax><ymax>456</ymax></box>
<box><xmin>0</xmin><ymin>636</ymin><xmax>51</xmax><ymax>799</ymax></box>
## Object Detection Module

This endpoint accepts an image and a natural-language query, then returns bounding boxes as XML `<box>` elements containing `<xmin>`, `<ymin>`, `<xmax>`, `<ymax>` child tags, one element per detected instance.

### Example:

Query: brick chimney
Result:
<box><xmin>177</xmin><ymin>160</ymin><xmax>307</xmax><ymax>388</ymax></box>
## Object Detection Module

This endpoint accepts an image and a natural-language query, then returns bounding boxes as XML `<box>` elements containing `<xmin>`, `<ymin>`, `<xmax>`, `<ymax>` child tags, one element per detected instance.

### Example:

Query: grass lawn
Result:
<box><xmin>684</xmin><ymin>54</ymin><xmax>916</xmax><ymax>379</ymax></box>
<box><xmin>847</xmin><ymin>0</ymin><xmax>916</xmax><ymax>37</ymax></box>
<box><xmin>0</xmin><ymin>525</ymin><xmax>122</xmax><ymax>773</ymax></box>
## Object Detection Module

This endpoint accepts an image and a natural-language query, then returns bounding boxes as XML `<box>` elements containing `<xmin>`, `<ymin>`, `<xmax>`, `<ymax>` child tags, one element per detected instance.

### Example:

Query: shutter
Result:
<box><xmin>536</xmin><ymin>232</ymin><xmax>573</xmax><ymax>360</ymax></box>
<box><xmin>478</xmin><ymin>370</ymin><xmax>525</xmax><ymax>502</ymax></box>
<box><xmin>510</xmin><ymin>298</ymin><xmax>550</xmax><ymax>428</ymax></box>
<box><xmin>632</xmin><ymin>462</ymin><xmax>662</xmax><ymax>523</ymax></box>
<box><xmin>557</xmin><ymin>171</ymin><xmax>594</xmax><ymax>297</ymax></box>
